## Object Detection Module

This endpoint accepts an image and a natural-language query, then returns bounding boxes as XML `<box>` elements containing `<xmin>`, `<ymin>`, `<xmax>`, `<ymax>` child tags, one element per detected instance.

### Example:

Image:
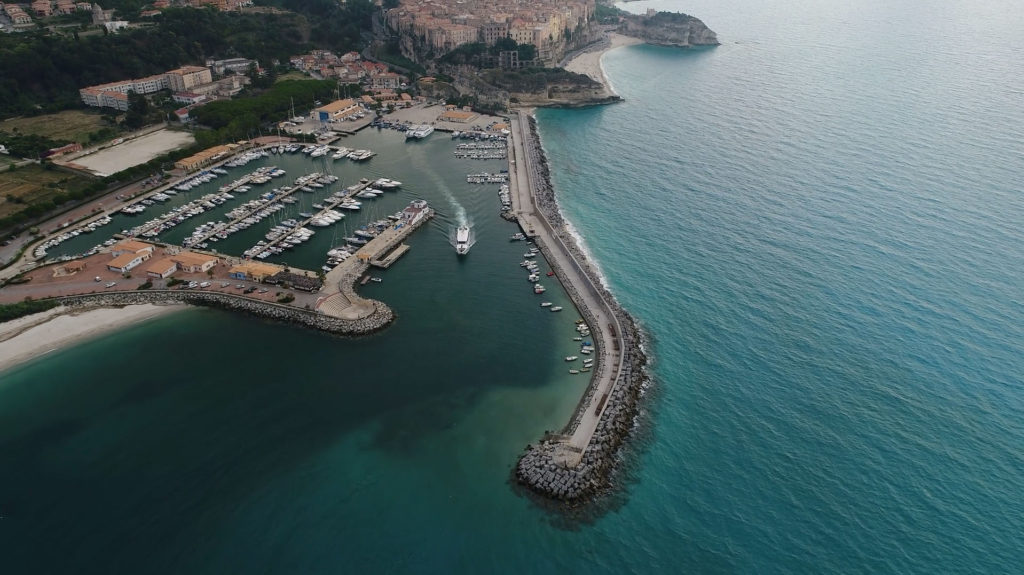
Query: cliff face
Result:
<box><xmin>483</xmin><ymin>68</ymin><xmax>619</xmax><ymax>108</ymax></box>
<box><xmin>618</xmin><ymin>11</ymin><xmax>719</xmax><ymax>47</ymax></box>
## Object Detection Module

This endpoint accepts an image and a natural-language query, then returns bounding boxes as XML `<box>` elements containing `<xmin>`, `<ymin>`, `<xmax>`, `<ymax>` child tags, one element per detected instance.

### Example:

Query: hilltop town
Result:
<box><xmin>1</xmin><ymin>0</ymin><xmax>716</xmax><ymax>244</ymax></box>
<box><xmin>385</xmin><ymin>0</ymin><xmax>597</xmax><ymax>65</ymax></box>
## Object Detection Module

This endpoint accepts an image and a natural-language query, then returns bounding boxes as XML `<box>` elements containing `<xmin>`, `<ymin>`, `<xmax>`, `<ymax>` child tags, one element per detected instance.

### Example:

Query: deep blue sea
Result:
<box><xmin>2</xmin><ymin>0</ymin><xmax>1024</xmax><ymax>572</ymax></box>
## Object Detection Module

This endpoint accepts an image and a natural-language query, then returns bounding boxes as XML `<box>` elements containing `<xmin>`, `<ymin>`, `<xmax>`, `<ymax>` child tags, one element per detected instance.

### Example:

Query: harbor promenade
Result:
<box><xmin>508</xmin><ymin>110</ymin><xmax>628</xmax><ymax>467</ymax></box>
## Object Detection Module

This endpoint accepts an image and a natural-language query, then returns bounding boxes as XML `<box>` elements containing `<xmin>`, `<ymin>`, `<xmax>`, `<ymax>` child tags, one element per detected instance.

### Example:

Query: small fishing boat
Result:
<box><xmin>565</xmin><ymin>356</ymin><xmax>578</xmax><ymax>362</ymax></box>
<box><xmin>569</xmin><ymin>369</ymin><xmax>580</xmax><ymax>375</ymax></box>
<box><xmin>550</xmin><ymin>306</ymin><xmax>563</xmax><ymax>312</ymax></box>
<box><xmin>540</xmin><ymin>302</ymin><xmax>553</xmax><ymax>307</ymax></box>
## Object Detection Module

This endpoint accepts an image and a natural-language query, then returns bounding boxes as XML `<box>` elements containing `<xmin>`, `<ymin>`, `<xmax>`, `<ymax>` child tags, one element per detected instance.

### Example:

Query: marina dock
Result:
<box><xmin>371</xmin><ymin>244</ymin><xmax>410</xmax><ymax>268</ymax></box>
<box><xmin>315</xmin><ymin>202</ymin><xmax>433</xmax><ymax>320</ymax></box>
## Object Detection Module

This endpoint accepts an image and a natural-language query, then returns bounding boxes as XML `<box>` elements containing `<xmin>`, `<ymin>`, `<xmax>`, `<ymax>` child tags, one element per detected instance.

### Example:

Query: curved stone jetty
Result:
<box><xmin>509</xmin><ymin>110</ymin><xmax>650</xmax><ymax>504</ymax></box>
<box><xmin>55</xmin><ymin>289</ymin><xmax>394</xmax><ymax>335</ymax></box>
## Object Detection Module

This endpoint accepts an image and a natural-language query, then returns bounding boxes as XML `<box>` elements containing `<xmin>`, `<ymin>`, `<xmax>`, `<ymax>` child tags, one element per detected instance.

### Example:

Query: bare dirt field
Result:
<box><xmin>69</xmin><ymin>129</ymin><xmax>195</xmax><ymax>176</ymax></box>
<box><xmin>0</xmin><ymin>110</ymin><xmax>110</xmax><ymax>144</ymax></box>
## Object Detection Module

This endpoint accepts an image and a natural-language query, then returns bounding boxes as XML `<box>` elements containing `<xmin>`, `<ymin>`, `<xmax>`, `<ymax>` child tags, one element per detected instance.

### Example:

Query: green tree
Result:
<box><xmin>123</xmin><ymin>90</ymin><xmax>149</xmax><ymax>129</ymax></box>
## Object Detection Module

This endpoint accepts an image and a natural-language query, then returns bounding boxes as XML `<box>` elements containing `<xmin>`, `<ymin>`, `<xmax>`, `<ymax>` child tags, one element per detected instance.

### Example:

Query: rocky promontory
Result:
<box><xmin>482</xmin><ymin>67</ymin><xmax>621</xmax><ymax>108</ymax></box>
<box><xmin>618</xmin><ymin>11</ymin><xmax>719</xmax><ymax>47</ymax></box>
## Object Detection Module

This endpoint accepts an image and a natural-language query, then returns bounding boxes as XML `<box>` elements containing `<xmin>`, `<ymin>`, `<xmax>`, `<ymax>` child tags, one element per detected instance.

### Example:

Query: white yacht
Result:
<box><xmin>405</xmin><ymin>125</ymin><xmax>434</xmax><ymax>139</ymax></box>
<box><xmin>452</xmin><ymin>224</ymin><xmax>474</xmax><ymax>255</ymax></box>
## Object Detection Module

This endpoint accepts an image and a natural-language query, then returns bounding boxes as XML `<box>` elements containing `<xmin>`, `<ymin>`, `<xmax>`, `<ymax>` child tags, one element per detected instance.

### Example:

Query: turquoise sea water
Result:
<box><xmin>3</xmin><ymin>0</ymin><xmax>1024</xmax><ymax>572</ymax></box>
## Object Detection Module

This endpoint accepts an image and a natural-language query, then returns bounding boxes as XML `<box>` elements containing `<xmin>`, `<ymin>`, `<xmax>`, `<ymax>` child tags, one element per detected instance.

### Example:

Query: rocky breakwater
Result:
<box><xmin>514</xmin><ymin>116</ymin><xmax>651</xmax><ymax>504</ymax></box>
<box><xmin>618</xmin><ymin>11</ymin><xmax>719</xmax><ymax>47</ymax></box>
<box><xmin>55</xmin><ymin>290</ymin><xmax>394</xmax><ymax>336</ymax></box>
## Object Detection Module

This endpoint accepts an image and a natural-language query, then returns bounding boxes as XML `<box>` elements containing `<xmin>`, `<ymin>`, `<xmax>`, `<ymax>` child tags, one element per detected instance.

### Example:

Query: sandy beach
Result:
<box><xmin>563</xmin><ymin>33</ymin><xmax>643</xmax><ymax>97</ymax></box>
<box><xmin>0</xmin><ymin>303</ymin><xmax>185</xmax><ymax>374</ymax></box>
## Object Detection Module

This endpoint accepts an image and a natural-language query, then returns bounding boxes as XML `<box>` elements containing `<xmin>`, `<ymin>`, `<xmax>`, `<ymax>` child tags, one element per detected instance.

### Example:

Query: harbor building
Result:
<box><xmin>438</xmin><ymin>108</ymin><xmax>478</xmax><ymax>123</ymax></box>
<box><xmin>107</xmin><ymin>251</ymin><xmax>151</xmax><ymax>273</ymax></box>
<box><xmin>145</xmin><ymin>258</ymin><xmax>178</xmax><ymax>279</ymax></box>
<box><xmin>173</xmin><ymin>144</ymin><xmax>240</xmax><ymax>172</ymax></box>
<box><xmin>228</xmin><ymin>261</ymin><xmax>282</xmax><ymax>282</ymax></box>
<box><xmin>311</xmin><ymin>99</ymin><xmax>361</xmax><ymax>123</ymax></box>
<box><xmin>110</xmin><ymin>240</ymin><xmax>154</xmax><ymax>258</ymax></box>
<box><xmin>166</xmin><ymin>66</ymin><xmax>214</xmax><ymax>92</ymax></box>
<box><xmin>170</xmin><ymin>251</ymin><xmax>219</xmax><ymax>273</ymax></box>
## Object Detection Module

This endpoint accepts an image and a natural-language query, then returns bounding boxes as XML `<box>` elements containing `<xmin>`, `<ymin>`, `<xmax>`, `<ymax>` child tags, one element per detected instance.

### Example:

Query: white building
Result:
<box><xmin>107</xmin><ymin>252</ymin><xmax>150</xmax><ymax>273</ymax></box>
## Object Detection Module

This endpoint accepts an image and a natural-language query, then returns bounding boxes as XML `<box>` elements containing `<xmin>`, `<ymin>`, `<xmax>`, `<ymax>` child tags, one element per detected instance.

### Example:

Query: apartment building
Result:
<box><xmin>166</xmin><ymin>66</ymin><xmax>213</xmax><ymax>92</ymax></box>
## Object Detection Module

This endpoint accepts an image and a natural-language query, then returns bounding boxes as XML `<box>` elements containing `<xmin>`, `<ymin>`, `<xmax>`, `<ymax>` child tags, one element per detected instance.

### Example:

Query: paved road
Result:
<box><xmin>509</xmin><ymin>110</ymin><xmax>626</xmax><ymax>466</ymax></box>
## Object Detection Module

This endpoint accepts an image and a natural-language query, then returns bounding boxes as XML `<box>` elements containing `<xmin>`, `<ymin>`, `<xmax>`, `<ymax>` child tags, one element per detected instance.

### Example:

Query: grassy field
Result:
<box><xmin>0</xmin><ymin>111</ymin><xmax>111</xmax><ymax>144</ymax></box>
<box><xmin>275</xmin><ymin>71</ymin><xmax>316</xmax><ymax>83</ymax></box>
<box><xmin>0</xmin><ymin>165</ymin><xmax>94</xmax><ymax>219</ymax></box>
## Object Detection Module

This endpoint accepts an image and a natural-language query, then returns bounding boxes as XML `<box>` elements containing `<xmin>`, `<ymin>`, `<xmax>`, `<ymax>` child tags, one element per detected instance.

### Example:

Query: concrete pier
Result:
<box><xmin>371</xmin><ymin>244</ymin><xmax>411</xmax><ymax>268</ymax></box>
<box><xmin>316</xmin><ymin>206</ymin><xmax>433</xmax><ymax>320</ymax></box>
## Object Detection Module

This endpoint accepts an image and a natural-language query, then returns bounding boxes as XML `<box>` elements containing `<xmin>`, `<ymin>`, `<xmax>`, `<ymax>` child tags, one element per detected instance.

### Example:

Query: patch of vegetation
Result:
<box><xmin>0</xmin><ymin>8</ymin><xmax>313</xmax><ymax>119</ymax></box>
<box><xmin>167</xmin><ymin>277</ymin><xmax>184</xmax><ymax>287</ymax></box>
<box><xmin>275</xmin><ymin>70</ymin><xmax>313</xmax><ymax>83</ymax></box>
<box><xmin>644</xmin><ymin>11</ymin><xmax>700</xmax><ymax>25</ymax></box>
<box><xmin>277</xmin><ymin>293</ymin><xmax>295</xmax><ymax>303</ymax></box>
<box><xmin>0</xmin><ymin>140</ymin><xmax>201</xmax><ymax>234</ymax></box>
<box><xmin>481</xmin><ymin>67</ymin><xmax>600</xmax><ymax>93</ymax></box>
<box><xmin>594</xmin><ymin>2</ymin><xmax>626</xmax><ymax>24</ymax></box>
<box><xmin>256</xmin><ymin>0</ymin><xmax>374</xmax><ymax>56</ymax></box>
<box><xmin>439</xmin><ymin>39</ymin><xmax>537</xmax><ymax>68</ymax></box>
<box><xmin>0</xmin><ymin>299</ymin><xmax>59</xmax><ymax>323</ymax></box>
<box><xmin>0</xmin><ymin>164</ymin><xmax>95</xmax><ymax>220</ymax></box>
<box><xmin>190</xmin><ymin>79</ymin><xmax>338</xmax><ymax>143</ymax></box>
<box><xmin>0</xmin><ymin>132</ymin><xmax>71</xmax><ymax>160</ymax></box>
<box><xmin>373</xmin><ymin>39</ymin><xmax>426</xmax><ymax>75</ymax></box>
<box><xmin>137</xmin><ymin>280</ymin><xmax>153</xmax><ymax>290</ymax></box>
<box><xmin>0</xmin><ymin>110</ymin><xmax>112</xmax><ymax>145</ymax></box>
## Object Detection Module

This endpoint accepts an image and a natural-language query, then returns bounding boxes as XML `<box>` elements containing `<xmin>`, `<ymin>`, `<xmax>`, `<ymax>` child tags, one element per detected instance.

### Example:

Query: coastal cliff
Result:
<box><xmin>508</xmin><ymin>84</ymin><xmax>621</xmax><ymax>108</ymax></box>
<box><xmin>483</xmin><ymin>68</ymin><xmax>620</xmax><ymax>108</ymax></box>
<box><xmin>618</xmin><ymin>11</ymin><xmax>719</xmax><ymax>47</ymax></box>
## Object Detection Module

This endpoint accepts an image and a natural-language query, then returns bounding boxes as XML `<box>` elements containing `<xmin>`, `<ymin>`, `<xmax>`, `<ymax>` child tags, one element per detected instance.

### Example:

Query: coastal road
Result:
<box><xmin>509</xmin><ymin>110</ymin><xmax>626</xmax><ymax>466</ymax></box>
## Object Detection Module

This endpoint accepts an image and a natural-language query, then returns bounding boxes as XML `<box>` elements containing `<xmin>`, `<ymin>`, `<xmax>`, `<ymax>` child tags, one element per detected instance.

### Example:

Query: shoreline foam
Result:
<box><xmin>530</xmin><ymin>112</ymin><xmax>613</xmax><ymax>293</ymax></box>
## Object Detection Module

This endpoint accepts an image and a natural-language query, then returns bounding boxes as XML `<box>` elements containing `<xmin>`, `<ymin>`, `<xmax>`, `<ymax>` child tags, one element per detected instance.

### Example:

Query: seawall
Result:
<box><xmin>54</xmin><ymin>289</ymin><xmax>394</xmax><ymax>336</ymax></box>
<box><xmin>512</xmin><ymin>112</ymin><xmax>651</xmax><ymax>504</ymax></box>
